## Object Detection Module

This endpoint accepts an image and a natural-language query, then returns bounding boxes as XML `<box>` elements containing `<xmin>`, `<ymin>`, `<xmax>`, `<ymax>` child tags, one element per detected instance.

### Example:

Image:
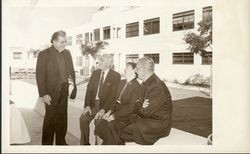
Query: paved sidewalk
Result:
<box><xmin>10</xmin><ymin>79</ymin><xmax>210</xmax><ymax>145</ymax></box>
<box><xmin>19</xmin><ymin>108</ymin><xmax>79</xmax><ymax>145</ymax></box>
<box><xmin>10</xmin><ymin>80</ymin><xmax>80</xmax><ymax>145</ymax></box>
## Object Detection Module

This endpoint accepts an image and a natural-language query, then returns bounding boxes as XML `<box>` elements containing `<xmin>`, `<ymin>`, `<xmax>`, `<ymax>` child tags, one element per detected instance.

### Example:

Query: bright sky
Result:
<box><xmin>8</xmin><ymin>6</ymin><xmax>98</xmax><ymax>49</ymax></box>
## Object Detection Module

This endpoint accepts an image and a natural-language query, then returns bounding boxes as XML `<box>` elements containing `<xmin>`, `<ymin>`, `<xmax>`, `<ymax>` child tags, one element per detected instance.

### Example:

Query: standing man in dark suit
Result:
<box><xmin>36</xmin><ymin>31</ymin><xmax>77</xmax><ymax>145</ymax></box>
<box><xmin>94</xmin><ymin>62</ymin><xmax>141</xmax><ymax>145</ymax></box>
<box><xmin>118</xmin><ymin>57</ymin><xmax>172</xmax><ymax>145</ymax></box>
<box><xmin>79</xmin><ymin>54</ymin><xmax>121</xmax><ymax>145</ymax></box>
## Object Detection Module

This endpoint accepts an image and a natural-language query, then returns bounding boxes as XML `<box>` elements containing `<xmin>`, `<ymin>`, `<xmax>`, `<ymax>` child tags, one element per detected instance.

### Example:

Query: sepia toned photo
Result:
<box><xmin>3</xmin><ymin>0</ymin><xmax>249</xmax><ymax>153</ymax></box>
<box><xmin>7</xmin><ymin>0</ymin><xmax>213</xmax><ymax>147</ymax></box>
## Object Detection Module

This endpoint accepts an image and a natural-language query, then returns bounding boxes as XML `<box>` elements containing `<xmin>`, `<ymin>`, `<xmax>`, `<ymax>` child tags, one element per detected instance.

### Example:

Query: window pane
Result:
<box><xmin>90</xmin><ymin>33</ymin><xmax>93</xmax><ymax>41</ymax></box>
<box><xmin>203</xmin><ymin>6</ymin><xmax>212</xmax><ymax>20</ymax></box>
<box><xmin>173</xmin><ymin>52</ymin><xmax>194</xmax><ymax>64</ymax></box>
<box><xmin>94</xmin><ymin>29</ymin><xmax>100</xmax><ymax>41</ymax></box>
<box><xmin>173</xmin><ymin>10</ymin><xmax>194</xmax><ymax>31</ymax></box>
<box><xmin>117</xmin><ymin>27</ymin><xmax>121</xmax><ymax>38</ymax></box>
<box><xmin>202</xmin><ymin>52</ymin><xmax>212</xmax><ymax>64</ymax></box>
<box><xmin>126</xmin><ymin>54</ymin><xmax>139</xmax><ymax>63</ymax></box>
<box><xmin>85</xmin><ymin>33</ymin><xmax>89</xmax><ymax>42</ymax></box>
<box><xmin>103</xmin><ymin>26</ymin><xmax>111</xmax><ymax>40</ymax></box>
<box><xmin>13</xmin><ymin>52</ymin><xmax>22</xmax><ymax>59</ymax></box>
<box><xmin>144</xmin><ymin>17</ymin><xmax>160</xmax><ymax>35</ymax></box>
<box><xmin>144</xmin><ymin>53</ymin><xmax>159</xmax><ymax>64</ymax></box>
<box><xmin>144</xmin><ymin>22</ymin><xmax>151</xmax><ymax>35</ymax></box>
<box><xmin>76</xmin><ymin>34</ymin><xmax>83</xmax><ymax>45</ymax></box>
<box><xmin>126</xmin><ymin>22</ymin><xmax>139</xmax><ymax>37</ymax></box>
<box><xmin>152</xmin><ymin>21</ymin><xmax>160</xmax><ymax>33</ymax></box>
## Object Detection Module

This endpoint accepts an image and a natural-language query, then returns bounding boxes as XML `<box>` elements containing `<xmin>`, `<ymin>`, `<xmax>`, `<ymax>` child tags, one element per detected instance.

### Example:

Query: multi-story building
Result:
<box><xmin>9</xmin><ymin>47</ymin><xmax>37</xmax><ymax>72</ymax></box>
<box><xmin>66</xmin><ymin>1</ymin><xmax>213</xmax><ymax>84</ymax></box>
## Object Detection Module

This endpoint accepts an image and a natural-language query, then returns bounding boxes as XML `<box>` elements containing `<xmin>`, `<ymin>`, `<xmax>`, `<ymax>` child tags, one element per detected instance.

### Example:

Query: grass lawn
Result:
<box><xmin>172</xmin><ymin>96</ymin><xmax>212</xmax><ymax>138</ymax></box>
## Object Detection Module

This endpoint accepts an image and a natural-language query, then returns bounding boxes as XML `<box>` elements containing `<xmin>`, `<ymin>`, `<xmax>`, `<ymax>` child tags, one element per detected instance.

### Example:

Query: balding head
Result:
<box><xmin>98</xmin><ymin>53</ymin><xmax>114</xmax><ymax>71</ymax></box>
<box><xmin>136</xmin><ymin>57</ymin><xmax>155</xmax><ymax>81</ymax></box>
<box><xmin>137</xmin><ymin>57</ymin><xmax>155</xmax><ymax>72</ymax></box>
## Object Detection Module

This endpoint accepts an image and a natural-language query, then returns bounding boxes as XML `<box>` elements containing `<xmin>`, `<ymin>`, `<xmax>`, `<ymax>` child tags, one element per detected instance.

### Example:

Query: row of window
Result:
<box><xmin>126</xmin><ymin>17</ymin><xmax>160</xmax><ymax>38</ymax></box>
<box><xmin>126</xmin><ymin>52</ymin><xmax>212</xmax><ymax>65</ymax></box>
<box><xmin>67</xmin><ymin>6</ymin><xmax>212</xmax><ymax>46</ymax></box>
<box><xmin>76</xmin><ymin>52</ymin><xmax>212</xmax><ymax>67</ymax></box>
<box><xmin>12</xmin><ymin>51</ymin><xmax>212</xmax><ymax>65</ymax></box>
<box><xmin>126</xmin><ymin>54</ymin><xmax>160</xmax><ymax>64</ymax></box>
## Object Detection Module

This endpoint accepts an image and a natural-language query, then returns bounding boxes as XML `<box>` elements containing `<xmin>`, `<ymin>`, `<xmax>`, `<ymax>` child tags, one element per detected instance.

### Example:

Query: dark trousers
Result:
<box><xmin>42</xmin><ymin>83</ymin><xmax>69</xmax><ymax>145</ymax></box>
<box><xmin>119</xmin><ymin>123</ymin><xmax>136</xmax><ymax>144</ymax></box>
<box><xmin>79</xmin><ymin>101</ymin><xmax>100</xmax><ymax>145</ymax></box>
<box><xmin>95</xmin><ymin>116</ymin><xmax>135</xmax><ymax>145</ymax></box>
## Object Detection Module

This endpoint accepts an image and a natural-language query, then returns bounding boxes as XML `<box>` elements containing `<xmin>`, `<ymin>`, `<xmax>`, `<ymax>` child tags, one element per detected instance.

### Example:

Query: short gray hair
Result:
<box><xmin>100</xmin><ymin>53</ymin><xmax>113</xmax><ymax>64</ymax></box>
<box><xmin>138</xmin><ymin>57</ymin><xmax>155</xmax><ymax>72</ymax></box>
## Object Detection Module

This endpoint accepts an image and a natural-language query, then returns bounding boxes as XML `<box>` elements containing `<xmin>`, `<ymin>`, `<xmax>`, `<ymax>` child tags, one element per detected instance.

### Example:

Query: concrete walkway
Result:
<box><xmin>19</xmin><ymin>108</ymin><xmax>79</xmax><ymax>145</ymax></box>
<box><xmin>10</xmin><ymin>80</ymin><xmax>80</xmax><ymax>145</ymax></box>
<box><xmin>10</xmin><ymin>79</ymin><xmax>209</xmax><ymax>145</ymax></box>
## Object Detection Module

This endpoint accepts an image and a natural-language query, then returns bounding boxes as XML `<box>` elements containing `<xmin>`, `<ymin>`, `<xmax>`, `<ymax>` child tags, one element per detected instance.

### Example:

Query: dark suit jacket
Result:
<box><xmin>110</xmin><ymin>78</ymin><xmax>140</xmax><ymax>119</ymax></box>
<box><xmin>84</xmin><ymin>69</ymin><xmax>121</xmax><ymax>111</ymax></box>
<box><xmin>36</xmin><ymin>46</ymin><xmax>77</xmax><ymax>104</ymax></box>
<box><xmin>133</xmin><ymin>73</ymin><xmax>172</xmax><ymax>145</ymax></box>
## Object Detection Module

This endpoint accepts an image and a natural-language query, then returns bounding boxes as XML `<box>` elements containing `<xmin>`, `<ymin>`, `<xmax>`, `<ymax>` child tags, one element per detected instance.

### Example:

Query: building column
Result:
<box><xmin>195</xmin><ymin>7</ymin><xmax>203</xmax><ymax>30</ymax></box>
<box><xmin>139</xmin><ymin>20</ymin><xmax>144</xmax><ymax>37</ymax></box>
<box><xmin>98</xmin><ymin>28</ymin><xmax>102</xmax><ymax>41</ymax></box>
<box><xmin>194</xmin><ymin>53</ymin><xmax>202</xmax><ymax>66</ymax></box>
<box><xmin>138</xmin><ymin>53</ymin><xmax>144</xmax><ymax>58</ymax></box>
<box><xmin>111</xmin><ymin>26</ymin><xmax>116</xmax><ymax>39</ymax></box>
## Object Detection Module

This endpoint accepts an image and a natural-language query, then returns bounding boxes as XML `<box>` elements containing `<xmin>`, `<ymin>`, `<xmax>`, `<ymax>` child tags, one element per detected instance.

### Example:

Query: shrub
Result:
<box><xmin>183</xmin><ymin>78</ymin><xmax>191</xmax><ymax>85</ymax></box>
<box><xmin>173</xmin><ymin>79</ymin><xmax>179</xmax><ymax>84</ymax></box>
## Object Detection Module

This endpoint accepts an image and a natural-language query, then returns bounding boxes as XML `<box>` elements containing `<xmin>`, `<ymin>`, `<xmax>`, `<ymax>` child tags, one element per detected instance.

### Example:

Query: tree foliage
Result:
<box><xmin>80</xmin><ymin>41</ymin><xmax>109</xmax><ymax>59</ymax></box>
<box><xmin>183</xmin><ymin>15</ymin><xmax>212</xmax><ymax>57</ymax></box>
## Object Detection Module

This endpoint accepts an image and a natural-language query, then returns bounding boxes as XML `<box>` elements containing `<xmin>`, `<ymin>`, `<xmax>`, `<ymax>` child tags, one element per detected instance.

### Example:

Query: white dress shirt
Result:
<box><xmin>96</xmin><ymin>68</ymin><xmax>110</xmax><ymax>100</ymax></box>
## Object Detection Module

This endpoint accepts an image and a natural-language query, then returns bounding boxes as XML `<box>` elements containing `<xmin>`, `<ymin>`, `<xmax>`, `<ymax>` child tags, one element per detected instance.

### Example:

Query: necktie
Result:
<box><xmin>117</xmin><ymin>81</ymin><xmax>129</xmax><ymax>102</ymax></box>
<box><xmin>98</xmin><ymin>71</ymin><xmax>105</xmax><ymax>98</ymax></box>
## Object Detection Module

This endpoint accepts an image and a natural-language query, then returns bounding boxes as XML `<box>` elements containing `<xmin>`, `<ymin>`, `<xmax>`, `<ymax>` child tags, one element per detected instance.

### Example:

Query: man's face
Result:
<box><xmin>124</xmin><ymin>65</ymin><xmax>135</xmax><ymax>79</ymax></box>
<box><xmin>136</xmin><ymin>63</ymin><xmax>144</xmax><ymax>80</ymax></box>
<box><xmin>53</xmin><ymin>36</ymin><xmax>67</xmax><ymax>52</ymax></box>
<box><xmin>98</xmin><ymin>56</ymin><xmax>110</xmax><ymax>70</ymax></box>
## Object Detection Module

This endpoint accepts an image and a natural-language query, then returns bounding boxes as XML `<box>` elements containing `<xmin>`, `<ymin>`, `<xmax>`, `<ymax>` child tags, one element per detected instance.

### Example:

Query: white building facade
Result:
<box><xmin>9</xmin><ymin>47</ymin><xmax>37</xmax><ymax>72</ymax></box>
<box><xmin>66</xmin><ymin>1</ymin><xmax>213</xmax><ymax>84</ymax></box>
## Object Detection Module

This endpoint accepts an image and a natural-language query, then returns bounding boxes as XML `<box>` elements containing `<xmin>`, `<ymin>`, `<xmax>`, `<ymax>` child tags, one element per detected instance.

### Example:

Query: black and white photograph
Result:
<box><xmin>2</xmin><ymin>0</ymin><xmax>250</xmax><ymax>153</ymax></box>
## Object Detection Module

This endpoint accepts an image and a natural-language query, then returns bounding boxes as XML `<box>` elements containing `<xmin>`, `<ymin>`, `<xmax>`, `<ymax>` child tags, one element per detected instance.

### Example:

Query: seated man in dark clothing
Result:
<box><xmin>79</xmin><ymin>54</ymin><xmax>121</xmax><ymax>145</ymax></box>
<box><xmin>97</xmin><ymin>57</ymin><xmax>172</xmax><ymax>145</ymax></box>
<box><xmin>95</xmin><ymin>62</ymin><xmax>141</xmax><ymax>145</ymax></box>
<box><xmin>119</xmin><ymin>57</ymin><xmax>173</xmax><ymax>145</ymax></box>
